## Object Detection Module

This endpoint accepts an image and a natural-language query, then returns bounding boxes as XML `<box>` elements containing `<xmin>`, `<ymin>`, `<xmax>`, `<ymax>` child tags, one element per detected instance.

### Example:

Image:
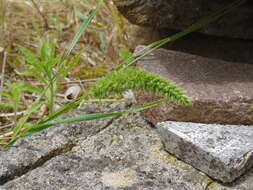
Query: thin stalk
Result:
<box><xmin>48</xmin><ymin>81</ymin><xmax>55</xmax><ymax>114</ymax></box>
<box><xmin>23</xmin><ymin>0</ymin><xmax>104</xmax><ymax>110</ymax></box>
<box><xmin>30</xmin><ymin>0</ymin><xmax>49</xmax><ymax>29</ymax></box>
<box><xmin>0</xmin><ymin>51</ymin><xmax>6</xmax><ymax>102</ymax></box>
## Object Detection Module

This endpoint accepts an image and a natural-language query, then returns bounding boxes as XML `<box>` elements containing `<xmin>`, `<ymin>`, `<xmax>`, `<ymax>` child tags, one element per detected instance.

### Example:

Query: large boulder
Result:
<box><xmin>112</xmin><ymin>0</ymin><xmax>253</xmax><ymax>40</ymax></box>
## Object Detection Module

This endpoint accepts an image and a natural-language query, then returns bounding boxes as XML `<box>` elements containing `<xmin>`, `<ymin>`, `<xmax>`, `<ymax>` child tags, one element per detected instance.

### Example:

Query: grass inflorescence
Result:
<box><xmin>91</xmin><ymin>67</ymin><xmax>191</xmax><ymax>105</ymax></box>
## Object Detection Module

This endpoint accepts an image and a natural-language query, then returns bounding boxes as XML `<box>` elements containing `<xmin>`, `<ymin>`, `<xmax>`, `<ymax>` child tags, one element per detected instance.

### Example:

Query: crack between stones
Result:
<box><xmin>204</xmin><ymin>180</ymin><xmax>215</xmax><ymax>190</ymax></box>
<box><xmin>0</xmin><ymin>142</ymin><xmax>76</xmax><ymax>185</ymax></box>
<box><xmin>98</xmin><ymin>116</ymin><xmax>121</xmax><ymax>133</ymax></box>
<box><xmin>0</xmin><ymin>115</ymin><xmax>120</xmax><ymax>186</ymax></box>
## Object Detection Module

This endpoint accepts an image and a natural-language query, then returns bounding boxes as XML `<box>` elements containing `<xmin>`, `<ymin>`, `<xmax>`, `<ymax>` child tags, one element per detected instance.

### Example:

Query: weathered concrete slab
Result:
<box><xmin>135</xmin><ymin>47</ymin><xmax>253</xmax><ymax>125</ymax></box>
<box><xmin>157</xmin><ymin>121</ymin><xmax>253</xmax><ymax>183</ymax></box>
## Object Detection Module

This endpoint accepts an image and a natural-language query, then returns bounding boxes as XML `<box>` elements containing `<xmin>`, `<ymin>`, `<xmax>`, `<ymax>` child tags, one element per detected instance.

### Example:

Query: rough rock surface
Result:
<box><xmin>134</xmin><ymin>47</ymin><xmax>253</xmax><ymax>125</ymax></box>
<box><xmin>157</xmin><ymin>121</ymin><xmax>253</xmax><ymax>183</ymax></box>
<box><xmin>112</xmin><ymin>0</ymin><xmax>253</xmax><ymax>40</ymax></box>
<box><xmin>0</xmin><ymin>103</ymin><xmax>252</xmax><ymax>189</ymax></box>
<box><xmin>0</xmin><ymin>103</ymin><xmax>123</xmax><ymax>185</ymax></box>
<box><xmin>159</xmin><ymin>30</ymin><xmax>253</xmax><ymax>64</ymax></box>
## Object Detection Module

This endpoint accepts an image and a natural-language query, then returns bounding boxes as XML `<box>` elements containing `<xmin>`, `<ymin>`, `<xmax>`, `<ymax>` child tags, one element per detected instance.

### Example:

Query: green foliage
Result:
<box><xmin>18</xmin><ymin>41</ymin><xmax>80</xmax><ymax>114</ymax></box>
<box><xmin>2</xmin><ymin>0</ymin><xmax>247</xmax><ymax>147</ymax></box>
<box><xmin>91</xmin><ymin>67</ymin><xmax>191</xmax><ymax>106</ymax></box>
<box><xmin>12</xmin><ymin>101</ymin><xmax>44</xmax><ymax>138</ymax></box>
<box><xmin>3</xmin><ymin>1</ymin><xmax>106</xmax><ymax>146</ymax></box>
<box><xmin>73</xmin><ymin>65</ymin><xmax>106</xmax><ymax>79</ymax></box>
<box><xmin>0</xmin><ymin>81</ymin><xmax>42</xmax><ymax>128</ymax></box>
<box><xmin>0</xmin><ymin>82</ymin><xmax>39</xmax><ymax>111</ymax></box>
<box><xmin>0</xmin><ymin>102</ymin><xmax>17</xmax><ymax>110</ymax></box>
<box><xmin>119</xmin><ymin>49</ymin><xmax>134</xmax><ymax>63</ymax></box>
<box><xmin>65</xmin><ymin>0</ymin><xmax>104</xmax><ymax>58</ymax></box>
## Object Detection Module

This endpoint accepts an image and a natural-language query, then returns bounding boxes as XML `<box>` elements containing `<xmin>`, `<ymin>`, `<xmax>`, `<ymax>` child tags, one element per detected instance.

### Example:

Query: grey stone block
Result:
<box><xmin>157</xmin><ymin>121</ymin><xmax>253</xmax><ymax>183</ymax></box>
<box><xmin>0</xmin><ymin>103</ymin><xmax>121</xmax><ymax>185</ymax></box>
<box><xmin>1</xmin><ymin>103</ymin><xmax>253</xmax><ymax>189</ymax></box>
<box><xmin>1</xmin><ymin>113</ymin><xmax>211</xmax><ymax>190</ymax></box>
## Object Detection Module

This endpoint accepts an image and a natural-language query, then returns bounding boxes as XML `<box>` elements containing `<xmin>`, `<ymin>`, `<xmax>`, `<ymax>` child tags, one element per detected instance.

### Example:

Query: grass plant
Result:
<box><xmin>0</xmin><ymin>0</ymin><xmax>247</xmax><ymax>147</ymax></box>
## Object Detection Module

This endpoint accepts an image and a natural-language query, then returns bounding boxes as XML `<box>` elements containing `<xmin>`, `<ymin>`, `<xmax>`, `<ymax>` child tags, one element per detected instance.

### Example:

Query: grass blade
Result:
<box><xmin>11</xmin><ymin>101</ymin><xmax>44</xmax><ymax>137</ymax></box>
<box><xmin>65</xmin><ymin>0</ymin><xmax>104</xmax><ymax>57</ymax></box>
<box><xmin>39</xmin><ymin>97</ymin><xmax>82</xmax><ymax>124</ymax></box>
<box><xmin>17</xmin><ymin>98</ymin><xmax>166</xmax><ymax>139</ymax></box>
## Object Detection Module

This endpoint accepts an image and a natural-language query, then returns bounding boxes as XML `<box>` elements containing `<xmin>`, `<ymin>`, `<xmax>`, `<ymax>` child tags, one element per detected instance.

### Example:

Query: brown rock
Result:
<box><xmin>135</xmin><ymin>47</ymin><xmax>253</xmax><ymax>125</ymax></box>
<box><xmin>159</xmin><ymin>30</ymin><xmax>253</xmax><ymax>64</ymax></box>
<box><xmin>112</xmin><ymin>0</ymin><xmax>253</xmax><ymax>40</ymax></box>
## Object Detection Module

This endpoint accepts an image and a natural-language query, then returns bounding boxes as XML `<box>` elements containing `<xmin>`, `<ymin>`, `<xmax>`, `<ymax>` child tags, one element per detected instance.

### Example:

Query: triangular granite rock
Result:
<box><xmin>157</xmin><ymin>121</ymin><xmax>253</xmax><ymax>183</ymax></box>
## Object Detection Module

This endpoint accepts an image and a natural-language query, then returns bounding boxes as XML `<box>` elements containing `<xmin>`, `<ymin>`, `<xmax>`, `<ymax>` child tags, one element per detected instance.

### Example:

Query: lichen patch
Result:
<box><xmin>101</xmin><ymin>168</ymin><xmax>137</xmax><ymax>188</ymax></box>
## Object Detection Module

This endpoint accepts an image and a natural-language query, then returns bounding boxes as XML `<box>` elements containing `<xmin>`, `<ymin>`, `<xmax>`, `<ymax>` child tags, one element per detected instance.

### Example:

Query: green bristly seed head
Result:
<box><xmin>91</xmin><ymin>67</ymin><xmax>192</xmax><ymax>106</ymax></box>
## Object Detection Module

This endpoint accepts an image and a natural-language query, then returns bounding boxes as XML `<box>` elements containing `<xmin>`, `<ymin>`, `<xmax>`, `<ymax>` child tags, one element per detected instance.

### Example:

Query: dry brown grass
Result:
<box><xmin>0</xmin><ymin>0</ymin><xmax>157</xmax><ymax>146</ymax></box>
<box><xmin>0</xmin><ymin>0</ymin><xmax>140</xmax><ymax>143</ymax></box>
<box><xmin>1</xmin><ymin>0</ymin><xmax>134</xmax><ymax>69</ymax></box>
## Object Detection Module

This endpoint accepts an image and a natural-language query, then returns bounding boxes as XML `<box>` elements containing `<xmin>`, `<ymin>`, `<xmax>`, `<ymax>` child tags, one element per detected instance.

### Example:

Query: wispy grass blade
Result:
<box><xmin>38</xmin><ymin>97</ymin><xmax>127</xmax><ymax>125</ymax></box>
<box><xmin>39</xmin><ymin>97</ymin><xmax>82</xmax><ymax>124</ymax></box>
<box><xmin>11</xmin><ymin>101</ymin><xmax>44</xmax><ymax>138</ymax></box>
<box><xmin>64</xmin><ymin>0</ymin><xmax>104</xmax><ymax>58</ymax></box>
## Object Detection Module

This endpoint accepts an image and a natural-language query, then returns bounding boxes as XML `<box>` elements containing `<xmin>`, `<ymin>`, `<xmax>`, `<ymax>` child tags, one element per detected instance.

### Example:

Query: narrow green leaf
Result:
<box><xmin>58</xmin><ymin>52</ymin><xmax>81</xmax><ymax>81</ymax></box>
<box><xmin>65</xmin><ymin>0</ymin><xmax>104</xmax><ymax>57</ymax></box>
<box><xmin>19</xmin><ymin>98</ymin><xmax>166</xmax><ymax>138</ymax></box>
<box><xmin>8</xmin><ymin>82</ymin><xmax>42</xmax><ymax>94</ymax></box>
<box><xmin>0</xmin><ymin>102</ymin><xmax>17</xmax><ymax>110</ymax></box>
<box><xmin>18</xmin><ymin>46</ymin><xmax>43</xmax><ymax>70</ymax></box>
<box><xmin>0</xmin><ymin>89</ymin><xmax>11</xmax><ymax>98</ymax></box>
<box><xmin>12</xmin><ymin>102</ymin><xmax>44</xmax><ymax>138</ymax></box>
<box><xmin>39</xmin><ymin>97</ymin><xmax>82</xmax><ymax>124</ymax></box>
<box><xmin>119</xmin><ymin>49</ymin><xmax>134</xmax><ymax>63</ymax></box>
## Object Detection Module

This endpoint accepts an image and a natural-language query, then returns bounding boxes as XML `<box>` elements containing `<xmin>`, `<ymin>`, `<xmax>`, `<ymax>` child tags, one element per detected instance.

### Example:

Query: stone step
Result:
<box><xmin>135</xmin><ymin>47</ymin><xmax>253</xmax><ymax>125</ymax></box>
<box><xmin>157</xmin><ymin>121</ymin><xmax>253</xmax><ymax>183</ymax></box>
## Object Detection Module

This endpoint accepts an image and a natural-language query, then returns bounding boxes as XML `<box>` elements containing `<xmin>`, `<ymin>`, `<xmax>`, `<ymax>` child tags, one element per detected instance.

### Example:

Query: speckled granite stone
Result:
<box><xmin>157</xmin><ymin>121</ymin><xmax>253</xmax><ymax>183</ymax></box>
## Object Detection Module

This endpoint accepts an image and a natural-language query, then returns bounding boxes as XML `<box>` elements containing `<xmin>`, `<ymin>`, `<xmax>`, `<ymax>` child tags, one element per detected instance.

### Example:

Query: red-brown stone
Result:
<box><xmin>135</xmin><ymin>48</ymin><xmax>253</xmax><ymax>125</ymax></box>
